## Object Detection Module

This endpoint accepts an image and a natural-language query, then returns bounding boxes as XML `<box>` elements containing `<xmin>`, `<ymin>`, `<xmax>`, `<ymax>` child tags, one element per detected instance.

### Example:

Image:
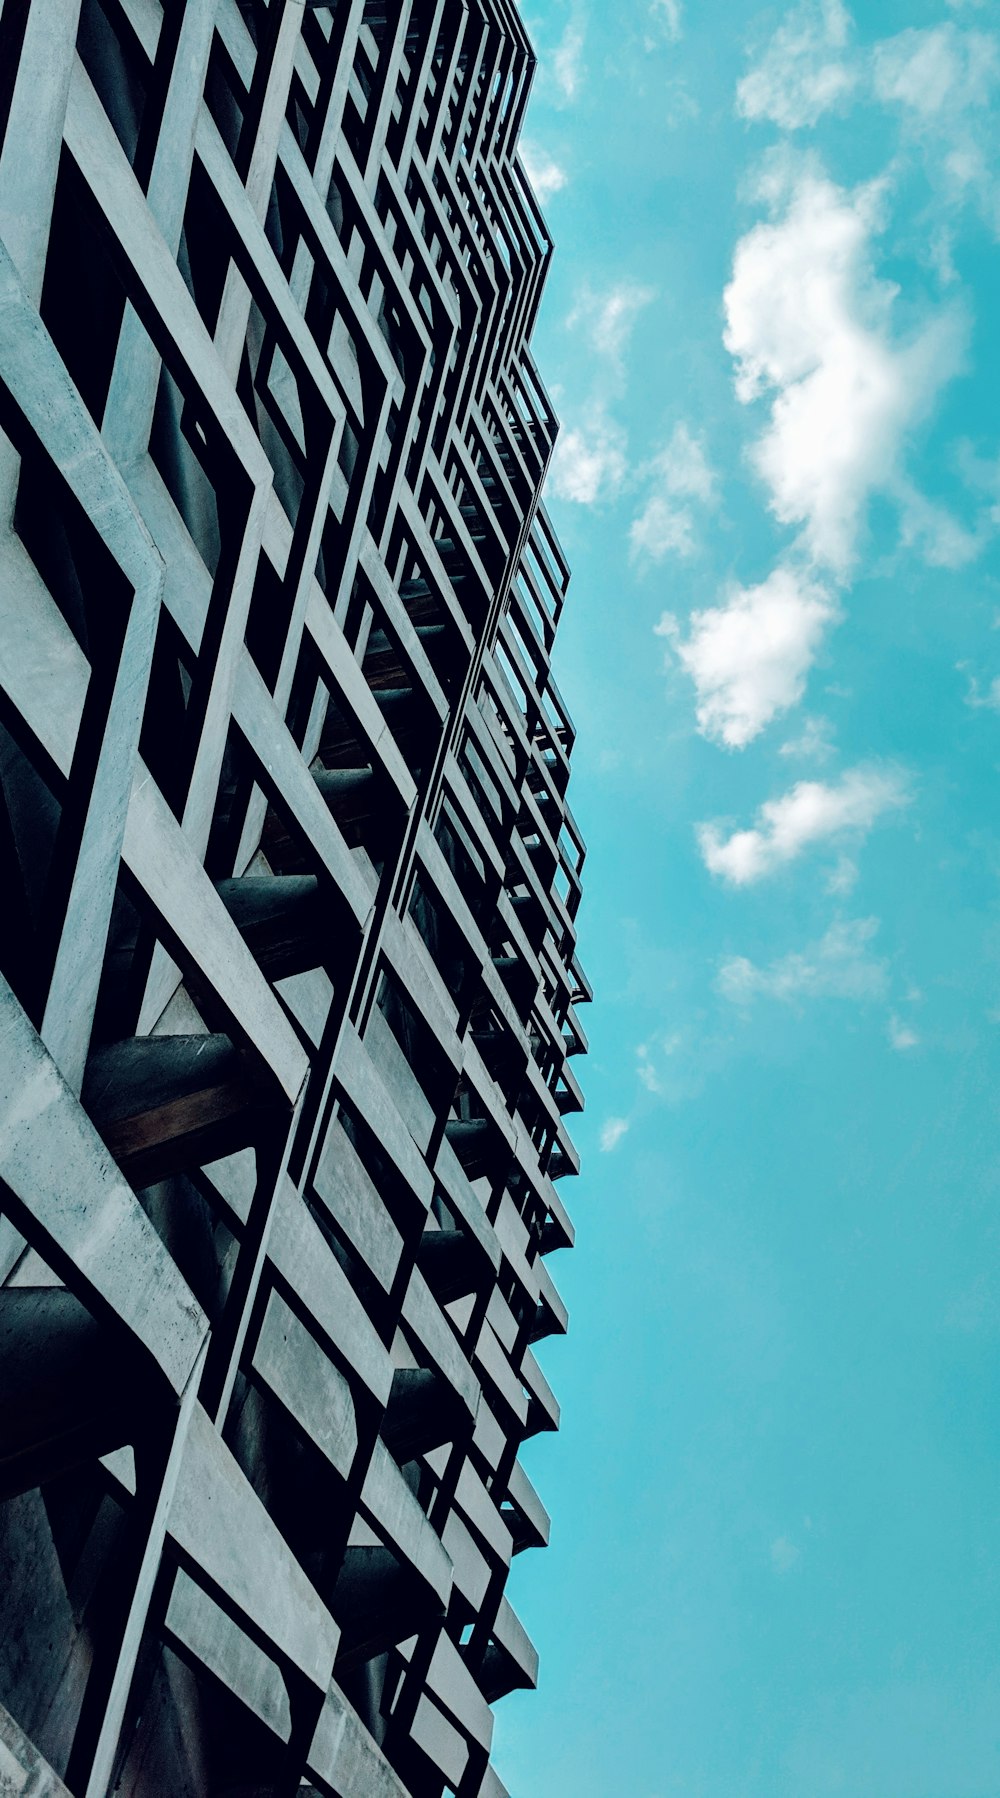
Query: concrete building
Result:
<box><xmin>0</xmin><ymin>1</ymin><xmax>588</xmax><ymax>1795</ymax></box>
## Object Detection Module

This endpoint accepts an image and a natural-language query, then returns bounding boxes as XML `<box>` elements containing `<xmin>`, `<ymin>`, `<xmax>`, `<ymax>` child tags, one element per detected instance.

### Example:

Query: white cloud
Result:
<box><xmin>657</xmin><ymin>566</ymin><xmax>837</xmax><ymax>748</ymax></box>
<box><xmin>569</xmin><ymin>281</ymin><xmax>657</xmax><ymax>366</ymax></box>
<box><xmin>649</xmin><ymin>0</ymin><xmax>683</xmax><ymax>43</ymax></box>
<box><xmin>780</xmin><ymin>713</ymin><xmax>836</xmax><ymax>760</ymax></box>
<box><xmin>632</xmin><ymin>498</ymin><xmax>697</xmax><ymax>559</ymax></box>
<box><xmin>889</xmin><ymin>1013</ymin><xmax>920</xmax><ymax>1049</ymax></box>
<box><xmin>737</xmin><ymin>0</ymin><xmax>857</xmax><ymax>130</ymax></box>
<box><xmin>520</xmin><ymin>142</ymin><xmax>568</xmax><ymax>204</ymax></box>
<box><xmin>719</xmin><ymin>917</ymin><xmax>888</xmax><ymax>1004</ymax></box>
<box><xmin>724</xmin><ymin>164</ymin><xmax>967</xmax><ymax>574</ymax></box>
<box><xmin>872</xmin><ymin>23</ymin><xmax>1000</xmax><ymax>236</ymax></box>
<box><xmin>873</xmin><ymin>23</ymin><xmax>999</xmax><ymax>119</ymax></box>
<box><xmin>736</xmin><ymin>10</ymin><xmax>1000</xmax><ymax>236</ymax></box>
<box><xmin>600</xmin><ymin>1116</ymin><xmax>630</xmax><ymax>1152</ymax></box>
<box><xmin>699</xmin><ymin>763</ymin><xmax>909</xmax><ymax>885</ymax></box>
<box><xmin>552</xmin><ymin>19</ymin><xmax>585</xmax><ymax>102</ymax></box>
<box><xmin>631</xmin><ymin>423</ymin><xmax>716</xmax><ymax>562</ymax></box>
<box><xmin>770</xmin><ymin>1536</ymin><xmax>803</xmax><ymax>1573</ymax></box>
<box><xmin>547</xmin><ymin>405</ymin><xmax>627</xmax><ymax>505</ymax></box>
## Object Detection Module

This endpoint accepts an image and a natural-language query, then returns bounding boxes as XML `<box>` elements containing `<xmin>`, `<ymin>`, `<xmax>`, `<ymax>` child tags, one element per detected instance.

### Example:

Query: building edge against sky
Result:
<box><xmin>0</xmin><ymin>2</ymin><xmax>589</xmax><ymax>1795</ymax></box>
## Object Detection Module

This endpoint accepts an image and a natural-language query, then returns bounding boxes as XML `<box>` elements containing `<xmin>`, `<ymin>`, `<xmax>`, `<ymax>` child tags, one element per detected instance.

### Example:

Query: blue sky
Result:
<box><xmin>495</xmin><ymin>3</ymin><xmax>1000</xmax><ymax>1794</ymax></box>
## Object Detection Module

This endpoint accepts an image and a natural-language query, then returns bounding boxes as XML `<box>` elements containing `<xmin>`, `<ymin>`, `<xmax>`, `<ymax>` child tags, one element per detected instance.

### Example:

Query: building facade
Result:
<box><xmin>0</xmin><ymin>1</ymin><xmax>588</xmax><ymax>1795</ymax></box>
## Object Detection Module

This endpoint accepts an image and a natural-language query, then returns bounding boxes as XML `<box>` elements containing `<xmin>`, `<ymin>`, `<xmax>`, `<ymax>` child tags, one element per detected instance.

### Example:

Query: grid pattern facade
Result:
<box><xmin>0</xmin><ymin>1</ymin><xmax>588</xmax><ymax>1795</ymax></box>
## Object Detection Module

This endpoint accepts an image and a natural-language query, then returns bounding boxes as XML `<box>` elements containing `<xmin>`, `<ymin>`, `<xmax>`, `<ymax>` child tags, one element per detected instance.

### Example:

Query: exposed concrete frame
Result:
<box><xmin>0</xmin><ymin>1</ymin><xmax>588</xmax><ymax>1793</ymax></box>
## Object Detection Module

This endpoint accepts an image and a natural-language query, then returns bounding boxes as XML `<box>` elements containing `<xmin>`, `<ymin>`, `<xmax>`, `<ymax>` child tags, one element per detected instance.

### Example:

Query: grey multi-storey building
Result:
<box><xmin>0</xmin><ymin>1</ymin><xmax>588</xmax><ymax>1795</ymax></box>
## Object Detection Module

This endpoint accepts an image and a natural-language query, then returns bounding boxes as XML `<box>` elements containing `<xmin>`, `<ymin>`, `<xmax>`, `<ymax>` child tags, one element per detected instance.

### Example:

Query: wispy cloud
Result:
<box><xmin>737</xmin><ymin>0</ymin><xmax>856</xmax><ymax>130</ymax></box>
<box><xmin>631</xmin><ymin>423</ymin><xmax>716</xmax><ymax>562</ymax></box>
<box><xmin>569</xmin><ymin>280</ymin><xmax>657</xmax><ymax>367</ymax></box>
<box><xmin>651</xmin><ymin>422</ymin><xmax>715</xmax><ymax>502</ymax></box>
<box><xmin>962</xmin><ymin>666</ymin><xmax>1000</xmax><ymax>710</ymax></box>
<box><xmin>520</xmin><ymin>141</ymin><xmax>568</xmax><ymax>204</ymax></box>
<box><xmin>648</xmin><ymin>0</ymin><xmax>683</xmax><ymax>45</ymax></box>
<box><xmin>718</xmin><ymin>916</ymin><xmax>888</xmax><ymax>1004</ymax></box>
<box><xmin>636</xmin><ymin>1034</ymin><xmax>682</xmax><ymax>1094</ymax></box>
<box><xmin>738</xmin><ymin>7</ymin><xmax>998</xmax><ymax>135</ymax></box>
<box><xmin>888</xmin><ymin>1013</ymin><xmax>920</xmax><ymax>1049</ymax></box>
<box><xmin>632</xmin><ymin>500</ymin><xmax>696</xmax><ymax>560</ymax></box>
<box><xmin>552</xmin><ymin>17</ymin><xmax>586</xmax><ymax>102</ymax></box>
<box><xmin>825</xmin><ymin>853</ymin><xmax>859</xmax><ymax>895</ymax></box>
<box><xmin>657</xmin><ymin>566</ymin><xmax>837</xmax><ymax>748</ymax></box>
<box><xmin>873</xmin><ymin>22</ymin><xmax>1000</xmax><ymax>237</ymax></box>
<box><xmin>873</xmin><ymin>22</ymin><xmax>998</xmax><ymax>120</ymax></box>
<box><xmin>770</xmin><ymin>1535</ymin><xmax>804</xmax><ymax>1573</ymax></box>
<box><xmin>600</xmin><ymin>1116</ymin><xmax>630</xmax><ymax>1152</ymax></box>
<box><xmin>738</xmin><ymin>6</ymin><xmax>1000</xmax><ymax>239</ymax></box>
<box><xmin>724</xmin><ymin>161</ymin><xmax>967</xmax><ymax>576</ymax></box>
<box><xmin>550</xmin><ymin>283</ymin><xmax>655</xmax><ymax>506</ymax></box>
<box><xmin>958</xmin><ymin>442</ymin><xmax>1000</xmax><ymax>524</ymax></box>
<box><xmin>548</xmin><ymin>404</ymin><xmax>628</xmax><ymax>505</ymax></box>
<box><xmin>637</xmin><ymin>1053</ymin><xmax>662</xmax><ymax>1094</ymax></box>
<box><xmin>698</xmin><ymin>764</ymin><xmax>910</xmax><ymax>885</ymax></box>
<box><xmin>780</xmin><ymin>714</ymin><xmax>837</xmax><ymax>761</ymax></box>
<box><xmin>896</xmin><ymin>482</ymin><xmax>982</xmax><ymax>567</ymax></box>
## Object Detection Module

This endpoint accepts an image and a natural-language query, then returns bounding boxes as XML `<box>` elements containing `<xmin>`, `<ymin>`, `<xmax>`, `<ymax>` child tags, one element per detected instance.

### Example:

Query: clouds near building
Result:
<box><xmin>569</xmin><ymin>280</ymin><xmax>657</xmax><ymax>367</ymax></box>
<box><xmin>698</xmin><ymin>764</ymin><xmax>910</xmax><ymax>885</ymax></box>
<box><xmin>657</xmin><ymin>566</ymin><xmax>836</xmax><ymax>748</ymax></box>
<box><xmin>521</xmin><ymin>142</ymin><xmax>569</xmax><ymax>204</ymax></box>
<box><xmin>631</xmin><ymin>424</ymin><xmax>716</xmax><ymax>562</ymax></box>
<box><xmin>548</xmin><ymin>405</ymin><xmax>628</xmax><ymax>505</ymax></box>
<box><xmin>600</xmin><ymin>1116</ymin><xmax>631</xmax><ymax>1152</ymax></box>
<box><xmin>552</xmin><ymin>18</ymin><xmax>586</xmax><ymax>102</ymax></box>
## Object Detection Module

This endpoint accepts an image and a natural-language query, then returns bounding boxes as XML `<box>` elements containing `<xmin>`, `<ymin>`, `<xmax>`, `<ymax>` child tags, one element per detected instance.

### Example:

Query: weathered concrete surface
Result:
<box><xmin>0</xmin><ymin>1698</ymin><xmax>73</xmax><ymax>1797</ymax></box>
